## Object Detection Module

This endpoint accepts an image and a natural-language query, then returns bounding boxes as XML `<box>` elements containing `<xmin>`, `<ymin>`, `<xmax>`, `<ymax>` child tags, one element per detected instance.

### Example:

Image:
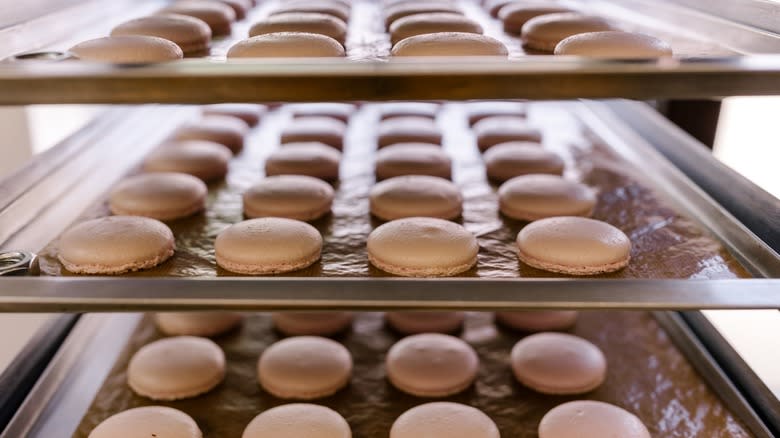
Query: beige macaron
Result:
<box><xmin>216</xmin><ymin>0</ymin><xmax>251</xmax><ymax>20</ymax></box>
<box><xmin>483</xmin><ymin>142</ymin><xmax>564</xmax><ymax>182</ymax></box>
<box><xmin>521</xmin><ymin>13</ymin><xmax>616</xmax><ymax>52</ymax></box>
<box><xmin>391</xmin><ymin>402</ymin><xmax>499</xmax><ymax>438</ymax></box>
<box><xmin>466</xmin><ymin>100</ymin><xmax>526</xmax><ymax>126</ymax></box>
<box><xmin>111</xmin><ymin>14</ymin><xmax>212</xmax><ymax>55</ymax></box>
<box><xmin>271</xmin><ymin>1</ymin><xmax>351</xmax><ymax>23</ymax></box>
<box><xmin>473</xmin><ymin>116</ymin><xmax>543</xmax><ymax>152</ymax></box>
<box><xmin>109</xmin><ymin>172</ymin><xmax>208</xmax><ymax>221</ymax></box>
<box><xmin>242</xmin><ymin>404</ymin><xmax>351</xmax><ymax>438</ymax></box>
<box><xmin>392</xmin><ymin>32</ymin><xmax>508</xmax><ymax>56</ymax></box>
<box><xmin>377</xmin><ymin>116</ymin><xmax>442</xmax><ymax>148</ymax></box>
<box><xmin>384</xmin><ymin>2</ymin><xmax>461</xmax><ymax>28</ymax></box>
<box><xmin>88</xmin><ymin>406</ymin><xmax>202</xmax><ymax>438</ymax></box>
<box><xmin>249</xmin><ymin>13</ymin><xmax>347</xmax><ymax>45</ymax></box>
<box><xmin>367</xmin><ymin>217</ymin><xmax>478</xmax><ymax>277</ymax></box>
<box><xmin>499</xmin><ymin>5</ymin><xmax>574</xmax><ymax>35</ymax></box>
<box><xmin>258</xmin><ymin>336</ymin><xmax>353</xmax><ymax>399</ymax></box>
<box><xmin>370</xmin><ymin>175</ymin><xmax>462</xmax><ymax>220</ymax></box>
<box><xmin>172</xmin><ymin>115</ymin><xmax>249</xmax><ymax>155</ymax></box>
<box><xmin>228</xmin><ymin>33</ymin><xmax>346</xmax><ymax>57</ymax></box>
<box><xmin>495</xmin><ymin>311</ymin><xmax>578</xmax><ymax>332</ymax></box>
<box><xmin>390</xmin><ymin>13</ymin><xmax>483</xmax><ymax>45</ymax></box>
<box><xmin>265</xmin><ymin>142</ymin><xmax>342</xmax><ymax>181</ymax></box>
<box><xmin>155</xmin><ymin>312</ymin><xmax>244</xmax><ymax>337</ymax></box>
<box><xmin>202</xmin><ymin>103</ymin><xmax>265</xmax><ymax>126</ymax></box>
<box><xmin>516</xmin><ymin>216</ymin><xmax>631</xmax><ymax>275</ymax></box>
<box><xmin>272</xmin><ymin>312</ymin><xmax>354</xmax><ymax>336</ymax></box>
<box><xmin>159</xmin><ymin>0</ymin><xmax>236</xmax><ymax>36</ymax></box>
<box><xmin>143</xmin><ymin>140</ymin><xmax>232</xmax><ymax>182</ymax></box>
<box><xmin>127</xmin><ymin>336</ymin><xmax>226</xmax><ymax>400</ymax></box>
<box><xmin>385</xmin><ymin>311</ymin><xmax>464</xmax><ymax>334</ymax></box>
<box><xmin>379</xmin><ymin>102</ymin><xmax>440</xmax><ymax>121</ymax></box>
<box><xmin>290</xmin><ymin>102</ymin><xmax>355</xmax><ymax>123</ymax></box>
<box><xmin>498</xmin><ymin>174</ymin><xmax>596</xmax><ymax>220</ymax></box>
<box><xmin>70</xmin><ymin>36</ymin><xmax>183</xmax><ymax>63</ymax></box>
<box><xmin>281</xmin><ymin>116</ymin><xmax>346</xmax><ymax>150</ymax></box>
<box><xmin>243</xmin><ymin>175</ymin><xmax>335</xmax><ymax>221</ymax></box>
<box><xmin>375</xmin><ymin>143</ymin><xmax>451</xmax><ymax>180</ymax></box>
<box><xmin>485</xmin><ymin>0</ymin><xmax>515</xmax><ymax>18</ymax></box>
<box><xmin>58</xmin><ymin>216</ymin><xmax>175</xmax><ymax>274</ymax></box>
<box><xmin>539</xmin><ymin>401</ymin><xmax>651</xmax><ymax>438</ymax></box>
<box><xmin>555</xmin><ymin>30</ymin><xmax>673</xmax><ymax>58</ymax></box>
<box><xmin>215</xmin><ymin>217</ymin><xmax>322</xmax><ymax>274</ymax></box>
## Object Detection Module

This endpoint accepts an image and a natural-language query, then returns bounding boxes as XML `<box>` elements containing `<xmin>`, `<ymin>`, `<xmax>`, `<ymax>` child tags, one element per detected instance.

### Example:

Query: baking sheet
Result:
<box><xmin>72</xmin><ymin>311</ymin><xmax>752</xmax><ymax>437</ymax></box>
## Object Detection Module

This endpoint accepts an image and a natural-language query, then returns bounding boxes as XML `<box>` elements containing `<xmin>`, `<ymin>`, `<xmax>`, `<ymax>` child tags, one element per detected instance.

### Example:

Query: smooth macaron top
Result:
<box><xmin>539</xmin><ymin>400</ymin><xmax>651</xmax><ymax>438</ymax></box>
<box><xmin>173</xmin><ymin>115</ymin><xmax>249</xmax><ymax>155</ymax></box>
<box><xmin>390</xmin><ymin>402</ymin><xmax>500</xmax><ymax>438</ymax></box>
<box><xmin>385</xmin><ymin>311</ymin><xmax>465</xmax><ymax>334</ymax></box>
<box><xmin>374</xmin><ymin>143</ymin><xmax>452</xmax><ymax>180</ymax></box>
<box><xmin>249</xmin><ymin>12</ymin><xmax>348</xmax><ymax>45</ymax></box>
<box><xmin>70</xmin><ymin>35</ymin><xmax>183</xmax><ymax>63</ymax></box>
<box><xmin>554</xmin><ymin>30</ymin><xmax>673</xmax><ymax>58</ymax></box>
<box><xmin>159</xmin><ymin>0</ymin><xmax>236</xmax><ymax>36</ymax></box>
<box><xmin>384</xmin><ymin>3</ymin><xmax>461</xmax><ymax>28</ymax></box>
<box><xmin>281</xmin><ymin>116</ymin><xmax>347</xmax><ymax>150</ymax></box>
<box><xmin>243</xmin><ymin>175</ymin><xmax>335</xmax><ymax>221</ymax></box>
<box><xmin>499</xmin><ymin>5</ymin><xmax>574</xmax><ymax>34</ymax></box>
<box><xmin>521</xmin><ymin>13</ymin><xmax>616</xmax><ymax>52</ymax></box>
<box><xmin>498</xmin><ymin>174</ymin><xmax>596</xmax><ymax>221</ymax></box>
<box><xmin>202</xmin><ymin>103</ymin><xmax>265</xmax><ymax>126</ymax></box>
<box><xmin>369</xmin><ymin>175</ymin><xmax>462</xmax><ymax>220</ymax></box>
<box><xmin>155</xmin><ymin>312</ymin><xmax>243</xmax><ymax>337</ymax></box>
<box><xmin>483</xmin><ymin>142</ymin><xmax>564</xmax><ymax>182</ymax></box>
<box><xmin>290</xmin><ymin>102</ymin><xmax>355</xmax><ymax>123</ymax></box>
<box><xmin>111</xmin><ymin>14</ymin><xmax>212</xmax><ymax>54</ymax></box>
<box><xmin>271</xmin><ymin>1</ymin><xmax>351</xmax><ymax>23</ymax></box>
<box><xmin>378</xmin><ymin>116</ymin><xmax>442</xmax><ymax>147</ymax></box>
<box><xmin>228</xmin><ymin>32</ymin><xmax>346</xmax><ymax>57</ymax></box>
<box><xmin>88</xmin><ymin>406</ymin><xmax>202</xmax><ymax>438</ymax></box>
<box><xmin>265</xmin><ymin>142</ymin><xmax>342</xmax><ymax>181</ymax></box>
<box><xmin>109</xmin><ymin>172</ymin><xmax>208</xmax><ymax>220</ymax></box>
<box><xmin>473</xmin><ymin>116</ymin><xmax>543</xmax><ymax>151</ymax></box>
<box><xmin>144</xmin><ymin>140</ymin><xmax>232</xmax><ymax>182</ymax></box>
<box><xmin>242</xmin><ymin>404</ymin><xmax>351</xmax><ymax>438</ymax></box>
<box><xmin>272</xmin><ymin>312</ymin><xmax>354</xmax><ymax>336</ymax></box>
<box><xmin>392</xmin><ymin>32</ymin><xmax>508</xmax><ymax>56</ymax></box>
<box><xmin>390</xmin><ymin>12</ymin><xmax>483</xmax><ymax>45</ymax></box>
<box><xmin>466</xmin><ymin>100</ymin><xmax>526</xmax><ymax>126</ymax></box>
<box><xmin>379</xmin><ymin>102</ymin><xmax>439</xmax><ymax>120</ymax></box>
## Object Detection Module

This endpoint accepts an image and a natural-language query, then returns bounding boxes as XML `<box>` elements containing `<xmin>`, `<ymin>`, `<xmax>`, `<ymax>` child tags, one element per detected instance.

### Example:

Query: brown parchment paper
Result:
<box><xmin>73</xmin><ymin>311</ymin><xmax>751</xmax><ymax>437</ymax></box>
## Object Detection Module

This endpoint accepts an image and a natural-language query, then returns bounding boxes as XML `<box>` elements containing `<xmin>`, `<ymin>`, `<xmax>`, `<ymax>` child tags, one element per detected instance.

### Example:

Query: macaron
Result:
<box><xmin>473</xmin><ymin>116</ymin><xmax>542</xmax><ymax>152</ymax></box>
<box><xmin>258</xmin><ymin>336</ymin><xmax>353</xmax><ymax>399</ymax></box>
<box><xmin>143</xmin><ymin>140</ymin><xmax>232</xmax><ymax>182</ymax></box>
<box><xmin>243</xmin><ymin>175</ymin><xmax>334</xmax><ymax>221</ymax></box>
<box><xmin>265</xmin><ymin>142</ymin><xmax>342</xmax><ymax>181</ymax></box>
<box><xmin>88</xmin><ymin>406</ymin><xmax>202</xmax><ymax>438</ymax></box>
<box><xmin>539</xmin><ymin>401</ymin><xmax>651</xmax><ymax>438</ymax></box>
<box><xmin>466</xmin><ymin>100</ymin><xmax>526</xmax><ymax>126</ymax></box>
<box><xmin>498</xmin><ymin>174</ymin><xmax>596</xmax><ymax>221</ymax></box>
<box><xmin>379</xmin><ymin>102</ymin><xmax>439</xmax><ymax>121</ymax></box>
<box><xmin>485</xmin><ymin>0</ymin><xmax>515</xmax><ymax>18</ymax></box>
<box><xmin>377</xmin><ymin>116</ymin><xmax>442</xmax><ymax>148</ymax></box>
<box><xmin>216</xmin><ymin>0</ymin><xmax>251</xmax><ymax>20</ymax></box>
<box><xmin>392</xmin><ymin>32</ymin><xmax>508</xmax><ymax>56</ymax></box>
<box><xmin>242</xmin><ymin>404</ymin><xmax>351</xmax><ymax>438</ymax></box>
<box><xmin>384</xmin><ymin>3</ymin><xmax>461</xmax><ymax>29</ymax></box>
<box><xmin>272</xmin><ymin>312</ymin><xmax>354</xmax><ymax>336</ymax></box>
<box><xmin>367</xmin><ymin>217</ymin><xmax>478</xmax><ymax>277</ymax></box>
<box><xmin>386</xmin><ymin>333</ymin><xmax>478</xmax><ymax>397</ymax></box>
<box><xmin>369</xmin><ymin>175</ymin><xmax>462</xmax><ymax>220</ymax></box>
<box><xmin>390</xmin><ymin>13</ymin><xmax>483</xmax><ymax>45</ymax></box>
<box><xmin>521</xmin><ymin>13</ymin><xmax>616</xmax><ymax>52</ymax></box>
<box><xmin>58</xmin><ymin>216</ymin><xmax>175</xmax><ymax>274</ymax></box>
<box><xmin>483</xmin><ymin>142</ymin><xmax>564</xmax><ymax>182</ymax></box>
<box><xmin>374</xmin><ymin>143</ymin><xmax>451</xmax><ymax>180</ymax></box>
<box><xmin>227</xmin><ymin>33</ymin><xmax>346</xmax><ymax>57</ymax></box>
<box><xmin>202</xmin><ymin>103</ymin><xmax>265</xmax><ymax>126</ymax></box>
<box><xmin>215</xmin><ymin>217</ymin><xmax>322</xmax><ymax>274</ymax></box>
<box><xmin>271</xmin><ymin>1</ymin><xmax>351</xmax><ymax>23</ymax></box>
<box><xmin>69</xmin><ymin>36</ymin><xmax>183</xmax><ymax>63</ymax></box>
<box><xmin>495</xmin><ymin>311</ymin><xmax>578</xmax><ymax>332</ymax></box>
<box><xmin>159</xmin><ymin>0</ymin><xmax>236</xmax><ymax>36</ymax></box>
<box><xmin>281</xmin><ymin>116</ymin><xmax>346</xmax><ymax>150</ymax></box>
<box><xmin>499</xmin><ymin>5</ymin><xmax>574</xmax><ymax>35</ymax></box>
<box><xmin>516</xmin><ymin>216</ymin><xmax>631</xmax><ymax>275</ymax></box>
<box><xmin>109</xmin><ymin>172</ymin><xmax>208</xmax><ymax>221</ymax></box>
<box><xmin>127</xmin><ymin>336</ymin><xmax>226</xmax><ymax>400</ymax></box>
<box><xmin>385</xmin><ymin>311</ymin><xmax>464</xmax><ymax>334</ymax></box>
<box><xmin>290</xmin><ymin>102</ymin><xmax>355</xmax><ymax>123</ymax></box>
<box><xmin>172</xmin><ymin>115</ymin><xmax>249</xmax><ymax>155</ymax></box>
<box><xmin>390</xmin><ymin>402</ymin><xmax>499</xmax><ymax>438</ymax></box>
<box><xmin>155</xmin><ymin>312</ymin><xmax>244</xmax><ymax>336</ymax></box>
<box><xmin>249</xmin><ymin>13</ymin><xmax>347</xmax><ymax>45</ymax></box>
<box><xmin>111</xmin><ymin>14</ymin><xmax>212</xmax><ymax>55</ymax></box>
<box><xmin>554</xmin><ymin>30</ymin><xmax>673</xmax><ymax>58</ymax></box>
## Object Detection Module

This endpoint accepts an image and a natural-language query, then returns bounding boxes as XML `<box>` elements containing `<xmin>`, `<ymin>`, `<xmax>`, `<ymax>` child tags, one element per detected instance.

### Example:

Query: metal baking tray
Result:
<box><xmin>1</xmin><ymin>0</ymin><xmax>780</xmax><ymax>103</ymax></box>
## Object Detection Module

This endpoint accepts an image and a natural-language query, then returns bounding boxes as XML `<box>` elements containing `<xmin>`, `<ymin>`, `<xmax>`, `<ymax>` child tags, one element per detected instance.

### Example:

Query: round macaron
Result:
<box><xmin>516</xmin><ymin>216</ymin><xmax>631</xmax><ymax>275</ymax></box>
<box><xmin>368</xmin><ymin>217</ymin><xmax>478</xmax><ymax>277</ymax></box>
<box><xmin>511</xmin><ymin>332</ymin><xmax>606</xmax><ymax>394</ymax></box>
<box><xmin>58</xmin><ymin>216</ymin><xmax>175</xmax><ymax>274</ymax></box>
<box><xmin>499</xmin><ymin>5</ymin><xmax>574</xmax><ymax>35</ymax></box>
<box><xmin>172</xmin><ymin>115</ymin><xmax>249</xmax><ymax>155</ymax></box>
<box><xmin>379</xmin><ymin>102</ymin><xmax>439</xmax><ymax>121</ymax></box>
<box><xmin>392</xmin><ymin>32</ymin><xmax>508</xmax><ymax>56</ymax></box>
<box><xmin>159</xmin><ymin>0</ymin><xmax>236</xmax><ymax>36</ymax></box>
<box><xmin>258</xmin><ymin>336</ymin><xmax>353</xmax><ymax>399</ymax></box>
<box><xmin>374</xmin><ymin>143</ymin><xmax>451</xmax><ymax>180</ymax></box>
<box><xmin>485</xmin><ymin>0</ymin><xmax>514</xmax><ymax>18</ymax></box>
<box><xmin>483</xmin><ymin>142</ymin><xmax>564</xmax><ymax>182</ymax></box>
<box><xmin>370</xmin><ymin>175</ymin><xmax>462</xmax><ymax>221</ymax></box>
<box><xmin>216</xmin><ymin>0</ymin><xmax>251</xmax><ymax>20</ymax></box>
<box><xmin>554</xmin><ymin>30</ymin><xmax>673</xmax><ymax>58</ymax></box>
<box><xmin>386</xmin><ymin>333</ymin><xmax>478</xmax><ymax>397</ymax></box>
<box><xmin>127</xmin><ymin>336</ymin><xmax>226</xmax><ymax>400</ymax></box>
<box><xmin>250</xmin><ymin>12</ymin><xmax>347</xmax><ymax>45</ymax></box>
<box><xmin>109</xmin><ymin>172</ymin><xmax>207</xmax><ymax>221</ymax></box>
<box><xmin>111</xmin><ymin>14</ymin><xmax>212</xmax><ymax>55</ymax></box>
<box><xmin>466</xmin><ymin>100</ymin><xmax>526</xmax><ymax>126</ymax></box>
<box><xmin>539</xmin><ymin>401</ymin><xmax>651</xmax><ymax>438</ymax></box>
<box><xmin>281</xmin><ymin>116</ymin><xmax>346</xmax><ymax>150</ymax></box>
<box><xmin>271</xmin><ymin>1</ymin><xmax>351</xmax><ymax>23</ymax></box>
<box><xmin>385</xmin><ymin>312</ymin><xmax>464</xmax><ymax>334</ymax></box>
<box><xmin>143</xmin><ymin>140</ymin><xmax>232</xmax><ymax>182</ymax></box>
<box><xmin>473</xmin><ymin>116</ymin><xmax>542</xmax><ymax>152</ymax></box>
<box><xmin>384</xmin><ymin>3</ymin><xmax>461</xmax><ymax>28</ymax></box>
<box><xmin>69</xmin><ymin>35</ymin><xmax>183</xmax><ymax>63</ymax></box>
<box><xmin>390</xmin><ymin>402</ymin><xmax>499</xmax><ymax>438</ymax></box>
<box><xmin>290</xmin><ymin>102</ymin><xmax>355</xmax><ymax>123</ymax></box>
<box><xmin>227</xmin><ymin>32</ymin><xmax>346</xmax><ymax>57</ymax></box>
<box><xmin>215</xmin><ymin>217</ymin><xmax>322</xmax><ymax>274</ymax></box>
<box><xmin>242</xmin><ymin>404</ymin><xmax>351</xmax><ymax>438</ymax></box>
<box><xmin>377</xmin><ymin>116</ymin><xmax>442</xmax><ymax>148</ymax></box>
<box><xmin>390</xmin><ymin>13</ymin><xmax>483</xmax><ymax>45</ymax></box>
<box><xmin>498</xmin><ymin>174</ymin><xmax>596</xmax><ymax>221</ymax></box>
<box><xmin>243</xmin><ymin>175</ymin><xmax>334</xmax><ymax>221</ymax></box>
<box><xmin>88</xmin><ymin>406</ymin><xmax>202</xmax><ymax>438</ymax></box>
<box><xmin>265</xmin><ymin>142</ymin><xmax>342</xmax><ymax>181</ymax></box>
<box><xmin>272</xmin><ymin>312</ymin><xmax>354</xmax><ymax>336</ymax></box>
<box><xmin>495</xmin><ymin>311</ymin><xmax>578</xmax><ymax>332</ymax></box>
<box><xmin>202</xmin><ymin>103</ymin><xmax>265</xmax><ymax>127</ymax></box>
<box><xmin>155</xmin><ymin>312</ymin><xmax>243</xmax><ymax>337</ymax></box>
<box><xmin>521</xmin><ymin>13</ymin><xmax>616</xmax><ymax>53</ymax></box>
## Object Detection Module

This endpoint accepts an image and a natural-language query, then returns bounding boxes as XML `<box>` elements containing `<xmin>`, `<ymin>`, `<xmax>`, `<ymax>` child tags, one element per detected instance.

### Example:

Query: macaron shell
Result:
<box><xmin>390</xmin><ymin>12</ymin><xmax>483</xmax><ymax>45</ymax></box>
<box><xmin>499</xmin><ymin>5</ymin><xmax>574</xmax><ymax>34</ymax></box>
<box><xmin>281</xmin><ymin>116</ymin><xmax>346</xmax><ymax>150</ymax></box>
<box><xmin>144</xmin><ymin>140</ymin><xmax>232</xmax><ymax>182</ymax></box>
<box><xmin>495</xmin><ymin>310</ymin><xmax>578</xmax><ymax>332</ymax></box>
<box><xmin>390</xmin><ymin>402</ymin><xmax>500</xmax><ymax>438</ymax></box>
<box><xmin>369</xmin><ymin>175</ymin><xmax>462</xmax><ymax>221</ymax></box>
<box><xmin>155</xmin><ymin>312</ymin><xmax>244</xmax><ymax>337</ymax></box>
<box><xmin>173</xmin><ymin>115</ymin><xmax>249</xmax><ymax>155</ymax></box>
<box><xmin>290</xmin><ymin>102</ymin><xmax>355</xmax><ymax>123</ymax></box>
<box><xmin>539</xmin><ymin>400</ymin><xmax>651</xmax><ymax>438</ymax></box>
<box><xmin>392</xmin><ymin>32</ymin><xmax>508</xmax><ymax>56</ymax></box>
<box><xmin>111</xmin><ymin>14</ymin><xmax>212</xmax><ymax>55</ymax></box>
<box><xmin>498</xmin><ymin>174</ymin><xmax>596</xmax><ymax>221</ymax></box>
<box><xmin>70</xmin><ymin>36</ymin><xmax>183</xmax><ymax>63</ymax></box>
<box><xmin>265</xmin><ymin>142</ymin><xmax>342</xmax><ymax>181</ymax></box>
<box><xmin>521</xmin><ymin>13</ymin><xmax>617</xmax><ymax>52</ymax></box>
<box><xmin>385</xmin><ymin>311</ymin><xmax>464</xmax><ymax>334</ymax></box>
<box><xmin>377</xmin><ymin>117</ymin><xmax>442</xmax><ymax>148</ymax></box>
<box><xmin>554</xmin><ymin>30</ymin><xmax>673</xmax><ymax>58</ymax></box>
<box><xmin>159</xmin><ymin>0</ymin><xmax>236</xmax><ymax>36</ymax></box>
<box><xmin>227</xmin><ymin>33</ymin><xmax>346</xmax><ymax>57</ymax></box>
<box><xmin>473</xmin><ymin>116</ymin><xmax>543</xmax><ymax>152</ymax></box>
<box><xmin>242</xmin><ymin>404</ymin><xmax>352</xmax><ymax>438</ymax></box>
<box><xmin>271</xmin><ymin>2</ymin><xmax>351</xmax><ymax>23</ymax></box>
<box><xmin>202</xmin><ymin>103</ymin><xmax>265</xmax><ymax>127</ymax></box>
<box><xmin>385</xmin><ymin>4</ymin><xmax>461</xmax><ymax>28</ymax></box>
<box><xmin>243</xmin><ymin>175</ymin><xmax>335</xmax><ymax>221</ymax></box>
<box><xmin>483</xmin><ymin>142</ymin><xmax>564</xmax><ymax>182</ymax></box>
<box><xmin>88</xmin><ymin>406</ymin><xmax>202</xmax><ymax>438</ymax></box>
<box><xmin>272</xmin><ymin>312</ymin><xmax>354</xmax><ymax>336</ymax></box>
<box><xmin>374</xmin><ymin>143</ymin><xmax>452</xmax><ymax>180</ymax></box>
<box><xmin>379</xmin><ymin>102</ymin><xmax>439</xmax><ymax>120</ymax></box>
<box><xmin>109</xmin><ymin>172</ymin><xmax>207</xmax><ymax>221</ymax></box>
<box><xmin>250</xmin><ymin>13</ymin><xmax>348</xmax><ymax>45</ymax></box>
<box><xmin>466</xmin><ymin>101</ymin><xmax>526</xmax><ymax>126</ymax></box>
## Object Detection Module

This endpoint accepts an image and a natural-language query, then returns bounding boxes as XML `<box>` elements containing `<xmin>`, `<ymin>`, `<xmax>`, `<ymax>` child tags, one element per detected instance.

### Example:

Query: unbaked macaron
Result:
<box><xmin>281</xmin><ymin>116</ymin><xmax>346</xmax><ymax>150</ymax></box>
<box><xmin>539</xmin><ymin>401</ymin><xmax>651</xmax><ymax>438</ymax></box>
<box><xmin>127</xmin><ymin>336</ymin><xmax>226</xmax><ymax>400</ymax></box>
<box><xmin>377</xmin><ymin>116</ymin><xmax>442</xmax><ymax>148</ymax></box>
<box><xmin>111</xmin><ymin>14</ymin><xmax>212</xmax><ymax>55</ymax></box>
<box><xmin>202</xmin><ymin>103</ymin><xmax>265</xmax><ymax>127</ymax></box>
<box><xmin>173</xmin><ymin>115</ymin><xmax>249</xmax><ymax>155</ymax></box>
<box><xmin>370</xmin><ymin>175</ymin><xmax>462</xmax><ymax>220</ymax></box>
<box><xmin>368</xmin><ymin>217</ymin><xmax>478</xmax><ymax>277</ymax></box>
<box><xmin>242</xmin><ymin>404</ymin><xmax>351</xmax><ymax>438</ymax></box>
<box><xmin>483</xmin><ymin>142</ymin><xmax>564</xmax><ymax>182</ymax></box>
<box><xmin>143</xmin><ymin>140</ymin><xmax>232</xmax><ymax>182</ymax></box>
<box><xmin>249</xmin><ymin>13</ymin><xmax>347</xmax><ymax>45</ymax></box>
<box><xmin>516</xmin><ymin>216</ymin><xmax>631</xmax><ymax>275</ymax></box>
<box><xmin>390</xmin><ymin>13</ymin><xmax>483</xmax><ymax>45</ymax></box>
<box><xmin>374</xmin><ymin>143</ymin><xmax>452</xmax><ymax>180</ymax></box>
<box><xmin>473</xmin><ymin>116</ymin><xmax>542</xmax><ymax>152</ymax></box>
<box><xmin>109</xmin><ymin>172</ymin><xmax>207</xmax><ymax>220</ymax></box>
<box><xmin>227</xmin><ymin>33</ymin><xmax>346</xmax><ymax>57</ymax></box>
<box><xmin>385</xmin><ymin>311</ymin><xmax>464</xmax><ymax>334</ymax></box>
<box><xmin>390</xmin><ymin>402</ymin><xmax>499</xmax><ymax>438</ymax></box>
<box><xmin>495</xmin><ymin>310</ymin><xmax>578</xmax><ymax>332</ymax></box>
<box><xmin>58</xmin><ymin>216</ymin><xmax>175</xmax><ymax>274</ymax></box>
<box><xmin>521</xmin><ymin>13</ymin><xmax>616</xmax><ymax>53</ymax></box>
<box><xmin>554</xmin><ymin>30</ymin><xmax>673</xmax><ymax>58</ymax></box>
<box><xmin>155</xmin><ymin>312</ymin><xmax>244</xmax><ymax>337</ymax></box>
<box><xmin>498</xmin><ymin>174</ymin><xmax>596</xmax><ymax>220</ymax></box>
<box><xmin>70</xmin><ymin>36</ymin><xmax>183</xmax><ymax>63</ymax></box>
<box><xmin>159</xmin><ymin>0</ymin><xmax>236</xmax><ymax>36</ymax></box>
<box><xmin>499</xmin><ymin>5</ymin><xmax>574</xmax><ymax>35</ymax></box>
<box><xmin>272</xmin><ymin>312</ymin><xmax>354</xmax><ymax>336</ymax></box>
<box><xmin>215</xmin><ymin>217</ymin><xmax>322</xmax><ymax>274</ymax></box>
<box><xmin>265</xmin><ymin>142</ymin><xmax>342</xmax><ymax>181</ymax></box>
<box><xmin>392</xmin><ymin>32</ymin><xmax>508</xmax><ymax>56</ymax></box>
<box><xmin>88</xmin><ymin>406</ymin><xmax>202</xmax><ymax>438</ymax></box>
<box><xmin>243</xmin><ymin>175</ymin><xmax>334</xmax><ymax>221</ymax></box>
<box><xmin>258</xmin><ymin>336</ymin><xmax>353</xmax><ymax>399</ymax></box>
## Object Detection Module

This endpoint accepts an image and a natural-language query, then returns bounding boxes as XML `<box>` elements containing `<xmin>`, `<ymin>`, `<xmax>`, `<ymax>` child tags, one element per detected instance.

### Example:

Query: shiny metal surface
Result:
<box><xmin>0</xmin><ymin>251</ymin><xmax>37</xmax><ymax>276</ymax></box>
